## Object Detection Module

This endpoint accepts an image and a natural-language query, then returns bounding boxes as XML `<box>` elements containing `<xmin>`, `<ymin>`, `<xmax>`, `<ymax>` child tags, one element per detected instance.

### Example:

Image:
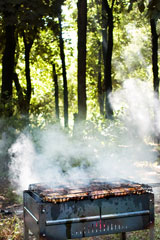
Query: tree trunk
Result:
<box><xmin>98</xmin><ymin>43</ymin><xmax>104</xmax><ymax>115</ymax></box>
<box><xmin>52</xmin><ymin>64</ymin><xmax>60</xmax><ymax>121</ymax></box>
<box><xmin>59</xmin><ymin>14</ymin><xmax>69</xmax><ymax>128</ymax></box>
<box><xmin>150</xmin><ymin>18</ymin><xmax>160</xmax><ymax>143</ymax></box>
<box><xmin>13</xmin><ymin>72</ymin><xmax>25</xmax><ymax>114</ymax></box>
<box><xmin>13</xmin><ymin>72</ymin><xmax>29</xmax><ymax>126</ymax></box>
<box><xmin>23</xmin><ymin>32</ymin><xmax>34</xmax><ymax>114</ymax></box>
<box><xmin>1</xmin><ymin>24</ymin><xmax>16</xmax><ymax>117</ymax></box>
<box><xmin>77</xmin><ymin>0</ymin><xmax>87</xmax><ymax>121</ymax></box>
<box><xmin>150</xmin><ymin>18</ymin><xmax>159</xmax><ymax>97</ymax></box>
<box><xmin>102</xmin><ymin>0</ymin><xmax>114</xmax><ymax>119</ymax></box>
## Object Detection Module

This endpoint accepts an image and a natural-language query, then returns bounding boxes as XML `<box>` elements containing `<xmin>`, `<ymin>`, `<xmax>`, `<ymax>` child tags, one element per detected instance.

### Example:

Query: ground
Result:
<box><xmin>0</xmin><ymin>177</ymin><xmax>160</xmax><ymax>240</ymax></box>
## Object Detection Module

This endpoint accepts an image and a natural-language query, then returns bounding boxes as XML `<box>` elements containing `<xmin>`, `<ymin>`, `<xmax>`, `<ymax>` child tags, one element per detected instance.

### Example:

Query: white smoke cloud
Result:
<box><xmin>110</xmin><ymin>79</ymin><xmax>156</xmax><ymax>137</ymax></box>
<box><xmin>113</xmin><ymin>23</ymin><xmax>151</xmax><ymax>82</ymax></box>
<box><xmin>8</xmin><ymin>134</ymin><xmax>39</xmax><ymax>190</ymax></box>
<box><xmin>9</xmin><ymin>79</ymin><xmax>160</xmax><ymax>193</ymax></box>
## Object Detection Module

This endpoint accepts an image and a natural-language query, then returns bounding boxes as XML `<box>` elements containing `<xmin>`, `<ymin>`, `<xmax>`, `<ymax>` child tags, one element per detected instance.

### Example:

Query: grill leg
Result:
<box><xmin>120</xmin><ymin>232</ymin><xmax>126</xmax><ymax>240</ymax></box>
<box><xmin>24</xmin><ymin>223</ymin><xmax>29</xmax><ymax>240</ymax></box>
<box><xmin>39</xmin><ymin>235</ymin><xmax>47</xmax><ymax>240</ymax></box>
<box><xmin>150</xmin><ymin>224</ymin><xmax>154</xmax><ymax>240</ymax></box>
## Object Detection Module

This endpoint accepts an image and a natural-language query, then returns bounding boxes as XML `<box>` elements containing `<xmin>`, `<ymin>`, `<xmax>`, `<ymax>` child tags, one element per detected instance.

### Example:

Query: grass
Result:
<box><xmin>0</xmin><ymin>215</ymin><xmax>23</xmax><ymax>240</ymax></box>
<box><xmin>0</xmin><ymin>214</ymin><xmax>160</xmax><ymax>240</ymax></box>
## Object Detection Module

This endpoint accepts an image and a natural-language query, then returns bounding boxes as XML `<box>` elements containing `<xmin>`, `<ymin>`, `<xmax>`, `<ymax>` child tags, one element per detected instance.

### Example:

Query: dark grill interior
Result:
<box><xmin>23</xmin><ymin>179</ymin><xmax>154</xmax><ymax>240</ymax></box>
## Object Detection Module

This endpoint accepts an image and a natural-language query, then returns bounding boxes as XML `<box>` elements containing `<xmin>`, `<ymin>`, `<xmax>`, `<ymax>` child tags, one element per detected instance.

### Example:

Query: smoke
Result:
<box><xmin>110</xmin><ymin>79</ymin><xmax>156</xmax><ymax>137</ymax></box>
<box><xmin>8</xmin><ymin>79</ymin><xmax>160</xmax><ymax>192</ymax></box>
<box><xmin>114</xmin><ymin>23</ymin><xmax>151</xmax><ymax>82</ymax></box>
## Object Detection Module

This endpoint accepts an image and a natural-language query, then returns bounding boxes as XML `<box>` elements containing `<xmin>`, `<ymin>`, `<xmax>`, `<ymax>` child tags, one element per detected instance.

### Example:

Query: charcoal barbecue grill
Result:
<box><xmin>23</xmin><ymin>179</ymin><xmax>154</xmax><ymax>240</ymax></box>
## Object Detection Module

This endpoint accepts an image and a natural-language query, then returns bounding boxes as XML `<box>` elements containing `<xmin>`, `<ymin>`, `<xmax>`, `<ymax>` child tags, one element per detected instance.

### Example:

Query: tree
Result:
<box><xmin>87</xmin><ymin>0</ymin><xmax>105</xmax><ymax>116</ymax></box>
<box><xmin>17</xmin><ymin>0</ymin><xmax>64</xmax><ymax>116</ymax></box>
<box><xmin>53</xmin><ymin>64</ymin><xmax>60</xmax><ymax>121</ymax></box>
<box><xmin>77</xmin><ymin>0</ymin><xmax>87</xmax><ymax>121</ymax></box>
<box><xmin>58</xmin><ymin>12</ymin><xmax>69</xmax><ymax>128</ymax></box>
<box><xmin>129</xmin><ymin>0</ymin><xmax>160</xmax><ymax>97</ymax></box>
<box><xmin>0</xmin><ymin>2</ymin><xmax>18</xmax><ymax>116</ymax></box>
<box><xmin>22</xmin><ymin>28</ymin><xmax>37</xmax><ymax>115</ymax></box>
<box><xmin>0</xmin><ymin>0</ymin><xmax>64</xmax><ymax>117</ymax></box>
<box><xmin>98</xmin><ymin>42</ymin><xmax>104</xmax><ymax>115</ymax></box>
<box><xmin>102</xmin><ymin>0</ymin><xmax>115</xmax><ymax>119</ymax></box>
<box><xmin>148</xmin><ymin>0</ymin><xmax>160</xmax><ymax>97</ymax></box>
<box><xmin>1</xmin><ymin>24</ymin><xmax>16</xmax><ymax>117</ymax></box>
<box><xmin>150</xmin><ymin>18</ymin><xmax>159</xmax><ymax>96</ymax></box>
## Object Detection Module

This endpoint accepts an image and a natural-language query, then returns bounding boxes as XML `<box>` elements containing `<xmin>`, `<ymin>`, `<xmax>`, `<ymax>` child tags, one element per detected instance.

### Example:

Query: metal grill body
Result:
<box><xmin>23</xmin><ymin>185</ymin><xmax>154</xmax><ymax>240</ymax></box>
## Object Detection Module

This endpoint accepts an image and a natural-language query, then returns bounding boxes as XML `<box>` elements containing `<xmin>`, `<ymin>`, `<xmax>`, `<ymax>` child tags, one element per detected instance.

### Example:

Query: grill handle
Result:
<box><xmin>24</xmin><ymin>206</ymin><xmax>39</xmax><ymax>223</ymax></box>
<box><xmin>45</xmin><ymin>210</ymin><xmax>150</xmax><ymax>226</ymax></box>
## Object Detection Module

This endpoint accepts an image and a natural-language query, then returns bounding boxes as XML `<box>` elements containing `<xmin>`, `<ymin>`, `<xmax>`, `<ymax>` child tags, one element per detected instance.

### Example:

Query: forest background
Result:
<box><xmin>0</xmin><ymin>0</ymin><xmax>160</xmax><ymax>182</ymax></box>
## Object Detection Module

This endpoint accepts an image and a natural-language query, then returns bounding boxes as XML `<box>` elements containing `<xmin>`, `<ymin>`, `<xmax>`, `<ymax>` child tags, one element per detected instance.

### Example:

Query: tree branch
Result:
<box><xmin>111</xmin><ymin>0</ymin><xmax>115</xmax><ymax>9</ymax></box>
<box><xmin>102</xmin><ymin>0</ymin><xmax>110</xmax><ymax>12</ymax></box>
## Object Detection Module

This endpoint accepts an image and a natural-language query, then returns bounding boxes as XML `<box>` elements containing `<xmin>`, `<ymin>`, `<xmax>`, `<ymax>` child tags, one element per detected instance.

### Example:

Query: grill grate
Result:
<box><xmin>29</xmin><ymin>179</ymin><xmax>152</xmax><ymax>203</ymax></box>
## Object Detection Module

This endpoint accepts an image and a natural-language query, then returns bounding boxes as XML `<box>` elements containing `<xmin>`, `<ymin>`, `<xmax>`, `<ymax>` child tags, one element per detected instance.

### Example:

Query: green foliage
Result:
<box><xmin>0</xmin><ymin>0</ymin><xmax>158</xmax><ymax>127</ymax></box>
<box><xmin>0</xmin><ymin>0</ymin><xmax>64</xmax><ymax>27</ymax></box>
